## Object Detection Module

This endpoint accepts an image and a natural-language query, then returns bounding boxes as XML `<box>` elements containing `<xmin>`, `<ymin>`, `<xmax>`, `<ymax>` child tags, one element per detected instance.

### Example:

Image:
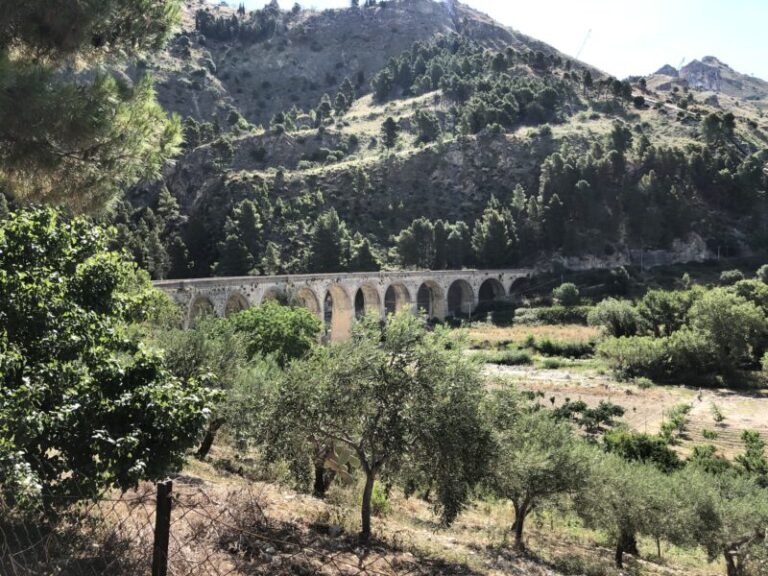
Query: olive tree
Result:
<box><xmin>0</xmin><ymin>208</ymin><xmax>212</xmax><ymax>507</ymax></box>
<box><xmin>575</xmin><ymin>452</ymin><xmax>695</xmax><ymax>568</ymax></box>
<box><xmin>271</xmin><ymin>313</ymin><xmax>491</xmax><ymax>541</ymax></box>
<box><xmin>488</xmin><ymin>407</ymin><xmax>589</xmax><ymax>550</ymax></box>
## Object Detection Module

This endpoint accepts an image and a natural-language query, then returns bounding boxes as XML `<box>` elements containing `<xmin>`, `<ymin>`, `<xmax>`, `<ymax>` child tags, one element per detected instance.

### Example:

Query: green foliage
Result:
<box><xmin>269</xmin><ymin>314</ymin><xmax>492</xmax><ymax>538</ymax></box>
<box><xmin>488</xmin><ymin>407</ymin><xmax>589</xmax><ymax>549</ymax></box>
<box><xmin>515</xmin><ymin>305</ymin><xmax>592</xmax><ymax>325</ymax></box>
<box><xmin>0</xmin><ymin>208</ymin><xmax>211</xmax><ymax>505</ymax></box>
<box><xmin>0</xmin><ymin>4</ymin><xmax>182</xmax><ymax>211</ymax></box>
<box><xmin>478</xmin><ymin>349</ymin><xmax>533</xmax><ymax>366</ymax></box>
<box><xmin>588</xmin><ymin>298</ymin><xmax>640</xmax><ymax>337</ymax></box>
<box><xmin>735</xmin><ymin>430</ymin><xmax>768</xmax><ymax>487</ymax></box>
<box><xmin>531</xmin><ymin>337</ymin><xmax>594</xmax><ymax>359</ymax></box>
<box><xmin>720</xmin><ymin>269</ymin><xmax>746</xmax><ymax>286</ymax></box>
<box><xmin>603</xmin><ymin>430</ymin><xmax>682</xmax><ymax>472</ymax></box>
<box><xmin>659</xmin><ymin>403</ymin><xmax>692</xmax><ymax>445</ymax></box>
<box><xmin>381</xmin><ymin>117</ymin><xmax>400</xmax><ymax>149</ymax></box>
<box><xmin>227</xmin><ymin>302</ymin><xmax>322</xmax><ymax>366</ymax></box>
<box><xmin>553</xmin><ymin>283</ymin><xmax>580</xmax><ymax>307</ymax></box>
<box><xmin>636</xmin><ymin>289</ymin><xmax>696</xmax><ymax>337</ymax></box>
<box><xmin>757</xmin><ymin>264</ymin><xmax>768</xmax><ymax>284</ymax></box>
<box><xmin>471</xmin><ymin>198</ymin><xmax>517</xmax><ymax>267</ymax></box>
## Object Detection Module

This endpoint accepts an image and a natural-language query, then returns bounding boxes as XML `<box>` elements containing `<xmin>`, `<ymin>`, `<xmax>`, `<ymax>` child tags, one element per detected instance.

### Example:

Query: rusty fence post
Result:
<box><xmin>151</xmin><ymin>480</ymin><xmax>173</xmax><ymax>576</ymax></box>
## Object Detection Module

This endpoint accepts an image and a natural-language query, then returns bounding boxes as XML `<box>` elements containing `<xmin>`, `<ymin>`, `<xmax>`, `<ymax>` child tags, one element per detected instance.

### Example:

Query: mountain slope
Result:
<box><xmin>113</xmin><ymin>0</ymin><xmax>768</xmax><ymax>280</ymax></box>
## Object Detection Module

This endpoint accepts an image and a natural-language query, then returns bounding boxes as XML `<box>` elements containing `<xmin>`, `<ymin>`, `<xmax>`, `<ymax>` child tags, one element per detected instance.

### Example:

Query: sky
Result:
<box><xmin>235</xmin><ymin>0</ymin><xmax>768</xmax><ymax>80</ymax></box>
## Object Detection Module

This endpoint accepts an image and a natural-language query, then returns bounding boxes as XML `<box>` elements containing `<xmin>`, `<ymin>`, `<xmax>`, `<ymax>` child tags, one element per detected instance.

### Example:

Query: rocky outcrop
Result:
<box><xmin>655</xmin><ymin>64</ymin><xmax>678</xmax><ymax>77</ymax></box>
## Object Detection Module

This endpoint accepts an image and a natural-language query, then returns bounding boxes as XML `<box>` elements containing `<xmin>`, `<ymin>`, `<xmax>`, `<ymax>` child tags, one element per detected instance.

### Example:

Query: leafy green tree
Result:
<box><xmin>261</xmin><ymin>241</ymin><xmax>283</xmax><ymax>275</ymax></box>
<box><xmin>0</xmin><ymin>208</ymin><xmax>211</xmax><ymax>505</ymax></box>
<box><xmin>381</xmin><ymin>116</ymin><xmax>400</xmax><ymax>149</ymax></box>
<box><xmin>340</xmin><ymin>77</ymin><xmax>356</xmax><ymax>104</ymax></box>
<box><xmin>637</xmin><ymin>289</ymin><xmax>696</xmax><ymax>337</ymax></box>
<box><xmin>307</xmin><ymin>208</ymin><xmax>350</xmax><ymax>272</ymax></box>
<box><xmin>735</xmin><ymin>430</ymin><xmax>768</xmax><ymax>487</ymax></box>
<box><xmin>576</xmin><ymin>453</ymin><xmax>694</xmax><ymax>568</ymax></box>
<box><xmin>272</xmin><ymin>314</ymin><xmax>490</xmax><ymax>540</ymax></box>
<box><xmin>553</xmin><ymin>282</ymin><xmax>580</xmax><ymax>306</ymax></box>
<box><xmin>333</xmin><ymin>92</ymin><xmax>348</xmax><ymax>116</ymax></box>
<box><xmin>228</xmin><ymin>301</ymin><xmax>322</xmax><ymax>366</ymax></box>
<box><xmin>756</xmin><ymin>264</ymin><xmax>768</xmax><ymax>284</ymax></box>
<box><xmin>688</xmin><ymin>289</ymin><xmax>766</xmax><ymax>371</ymax></box>
<box><xmin>156</xmin><ymin>318</ymin><xmax>247</xmax><ymax>458</ymax></box>
<box><xmin>0</xmin><ymin>1</ymin><xmax>182</xmax><ymax>211</ymax></box>
<box><xmin>433</xmin><ymin>220</ymin><xmax>449</xmax><ymax>270</ymax></box>
<box><xmin>489</xmin><ymin>409</ymin><xmax>589</xmax><ymax>549</ymax></box>
<box><xmin>315</xmin><ymin>93</ymin><xmax>333</xmax><ymax>125</ymax></box>
<box><xmin>588</xmin><ymin>298</ymin><xmax>640</xmax><ymax>337</ymax></box>
<box><xmin>603</xmin><ymin>430</ymin><xmax>682</xmax><ymax>472</ymax></box>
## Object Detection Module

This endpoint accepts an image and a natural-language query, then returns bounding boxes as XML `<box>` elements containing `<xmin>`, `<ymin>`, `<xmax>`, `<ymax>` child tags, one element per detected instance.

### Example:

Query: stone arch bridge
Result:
<box><xmin>154</xmin><ymin>269</ymin><xmax>533</xmax><ymax>341</ymax></box>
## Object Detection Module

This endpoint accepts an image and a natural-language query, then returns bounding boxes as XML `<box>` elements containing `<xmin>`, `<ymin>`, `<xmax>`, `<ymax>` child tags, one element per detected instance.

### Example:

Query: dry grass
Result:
<box><xmin>466</xmin><ymin>324</ymin><xmax>600</xmax><ymax>349</ymax></box>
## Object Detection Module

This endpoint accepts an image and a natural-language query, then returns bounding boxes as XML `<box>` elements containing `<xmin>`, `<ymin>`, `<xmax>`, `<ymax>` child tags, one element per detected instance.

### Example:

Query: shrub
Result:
<box><xmin>588</xmin><ymin>298</ymin><xmax>640</xmax><ymax>337</ymax></box>
<box><xmin>757</xmin><ymin>264</ymin><xmax>768</xmax><ymax>284</ymax></box>
<box><xmin>597</xmin><ymin>336</ymin><xmax>669</xmax><ymax>381</ymax></box>
<box><xmin>603</xmin><ymin>430</ymin><xmax>682</xmax><ymax>472</ymax></box>
<box><xmin>490</xmin><ymin>350</ymin><xmax>534</xmax><ymax>366</ymax></box>
<box><xmin>515</xmin><ymin>306</ymin><xmax>592</xmax><ymax>325</ymax></box>
<box><xmin>763</xmin><ymin>352</ymin><xmax>768</xmax><ymax>372</ymax></box>
<box><xmin>534</xmin><ymin>337</ymin><xmax>594</xmax><ymax>359</ymax></box>
<box><xmin>720</xmin><ymin>269</ymin><xmax>745</xmax><ymax>285</ymax></box>
<box><xmin>553</xmin><ymin>282</ymin><xmax>580</xmax><ymax>306</ymax></box>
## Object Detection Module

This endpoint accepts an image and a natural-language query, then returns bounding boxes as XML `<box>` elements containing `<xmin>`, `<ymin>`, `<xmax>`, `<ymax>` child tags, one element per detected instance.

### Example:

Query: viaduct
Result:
<box><xmin>154</xmin><ymin>269</ymin><xmax>533</xmax><ymax>341</ymax></box>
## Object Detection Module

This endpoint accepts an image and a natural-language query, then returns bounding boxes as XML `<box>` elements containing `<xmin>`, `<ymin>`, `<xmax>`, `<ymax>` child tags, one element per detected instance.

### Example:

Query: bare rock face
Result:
<box><xmin>655</xmin><ymin>64</ymin><xmax>679</xmax><ymax>77</ymax></box>
<box><xmin>680</xmin><ymin>59</ymin><xmax>723</xmax><ymax>92</ymax></box>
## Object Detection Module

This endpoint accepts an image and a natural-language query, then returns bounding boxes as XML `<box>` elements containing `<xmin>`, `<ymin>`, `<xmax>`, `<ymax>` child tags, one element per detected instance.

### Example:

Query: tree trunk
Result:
<box><xmin>724</xmin><ymin>549</ymin><xmax>741</xmax><ymax>576</ymax></box>
<box><xmin>196</xmin><ymin>418</ymin><xmax>224</xmax><ymax>459</ymax></box>
<box><xmin>615</xmin><ymin>540</ymin><xmax>624</xmax><ymax>569</ymax></box>
<box><xmin>312</xmin><ymin>461</ymin><xmax>336</xmax><ymax>498</ymax></box>
<box><xmin>512</xmin><ymin>503</ymin><xmax>528</xmax><ymax>551</ymax></box>
<box><xmin>360</xmin><ymin>471</ymin><xmax>376</xmax><ymax>543</ymax></box>
<box><xmin>615</xmin><ymin>530</ymin><xmax>635</xmax><ymax>568</ymax></box>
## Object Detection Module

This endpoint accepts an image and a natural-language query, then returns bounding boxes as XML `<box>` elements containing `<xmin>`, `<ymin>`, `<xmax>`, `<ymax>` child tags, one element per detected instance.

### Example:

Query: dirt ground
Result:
<box><xmin>485</xmin><ymin>359</ymin><xmax>768</xmax><ymax>458</ymax></box>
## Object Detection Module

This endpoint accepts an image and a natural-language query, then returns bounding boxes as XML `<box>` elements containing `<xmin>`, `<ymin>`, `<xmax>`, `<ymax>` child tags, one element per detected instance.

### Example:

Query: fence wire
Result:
<box><xmin>0</xmin><ymin>479</ymin><xmax>432</xmax><ymax>576</ymax></box>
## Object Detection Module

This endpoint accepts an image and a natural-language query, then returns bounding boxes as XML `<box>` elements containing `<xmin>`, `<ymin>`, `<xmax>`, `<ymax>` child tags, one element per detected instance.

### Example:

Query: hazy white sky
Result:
<box><xmin>236</xmin><ymin>0</ymin><xmax>768</xmax><ymax>80</ymax></box>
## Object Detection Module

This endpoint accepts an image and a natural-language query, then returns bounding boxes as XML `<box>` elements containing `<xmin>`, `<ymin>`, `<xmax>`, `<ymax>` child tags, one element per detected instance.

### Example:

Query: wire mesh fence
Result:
<box><xmin>0</xmin><ymin>478</ymin><xmax>432</xmax><ymax>576</ymax></box>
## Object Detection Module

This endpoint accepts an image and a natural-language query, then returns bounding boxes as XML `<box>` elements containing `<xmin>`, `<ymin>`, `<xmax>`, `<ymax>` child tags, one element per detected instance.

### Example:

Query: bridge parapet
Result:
<box><xmin>154</xmin><ymin>269</ymin><xmax>533</xmax><ymax>341</ymax></box>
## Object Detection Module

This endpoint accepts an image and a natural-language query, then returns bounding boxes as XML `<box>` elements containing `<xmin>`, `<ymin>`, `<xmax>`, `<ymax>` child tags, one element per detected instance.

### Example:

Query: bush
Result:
<box><xmin>486</xmin><ymin>349</ymin><xmax>534</xmax><ymax>366</ymax></box>
<box><xmin>534</xmin><ymin>337</ymin><xmax>594</xmax><ymax>359</ymax></box>
<box><xmin>603</xmin><ymin>430</ymin><xmax>682</xmax><ymax>472</ymax></box>
<box><xmin>515</xmin><ymin>306</ymin><xmax>592</xmax><ymax>325</ymax></box>
<box><xmin>757</xmin><ymin>264</ymin><xmax>768</xmax><ymax>284</ymax></box>
<box><xmin>588</xmin><ymin>298</ymin><xmax>640</xmax><ymax>337</ymax></box>
<box><xmin>553</xmin><ymin>282</ymin><xmax>580</xmax><ymax>306</ymax></box>
<box><xmin>597</xmin><ymin>336</ymin><xmax>668</xmax><ymax>381</ymax></box>
<box><xmin>720</xmin><ymin>269</ymin><xmax>745</xmax><ymax>285</ymax></box>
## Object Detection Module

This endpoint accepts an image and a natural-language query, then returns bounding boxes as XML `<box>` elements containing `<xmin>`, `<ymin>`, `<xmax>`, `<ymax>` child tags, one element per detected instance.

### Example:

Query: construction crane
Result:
<box><xmin>576</xmin><ymin>29</ymin><xmax>592</xmax><ymax>60</ymax></box>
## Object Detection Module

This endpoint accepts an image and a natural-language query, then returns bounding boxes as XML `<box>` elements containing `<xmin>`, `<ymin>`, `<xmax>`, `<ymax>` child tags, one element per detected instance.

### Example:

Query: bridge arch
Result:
<box><xmin>384</xmin><ymin>283</ymin><xmax>412</xmax><ymax>316</ymax></box>
<box><xmin>291</xmin><ymin>287</ymin><xmax>321</xmax><ymax>318</ymax></box>
<box><xmin>355</xmin><ymin>284</ymin><xmax>382</xmax><ymax>320</ymax></box>
<box><xmin>324</xmin><ymin>284</ymin><xmax>353</xmax><ymax>341</ymax></box>
<box><xmin>225</xmin><ymin>293</ymin><xmax>250</xmax><ymax>317</ymax></box>
<box><xmin>261</xmin><ymin>287</ymin><xmax>284</xmax><ymax>304</ymax></box>
<box><xmin>189</xmin><ymin>295</ymin><xmax>215</xmax><ymax>326</ymax></box>
<box><xmin>479</xmin><ymin>279</ymin><xmax>506</xmax><ymax>306</ymax></box>
<box><xmin>508</xmin><ymin>276</ymin><xmax>531</xmax><ymax>303</ymax></box>
<box><xmin>417</xmin><ymin>281</ymin><xmax>446</xmax><ymax>320</ymax></box>
<box><xmin>447</xmin><ymin>280</ymin><xmax>474</xmax><ymax>318</ymax></box>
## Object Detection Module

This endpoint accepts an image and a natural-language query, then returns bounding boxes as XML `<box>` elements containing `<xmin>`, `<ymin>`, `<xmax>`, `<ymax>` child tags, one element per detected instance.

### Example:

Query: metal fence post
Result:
<box><xmin>151</xmin><ymin>480</ymin><xmax>173</xmax><ymax>576</ymax></box>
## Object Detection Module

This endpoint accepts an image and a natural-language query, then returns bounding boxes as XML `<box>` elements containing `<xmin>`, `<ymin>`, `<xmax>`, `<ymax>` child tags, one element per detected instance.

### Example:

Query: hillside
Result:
<box><xmin>647</xmin><ymin>56</ymin><xmax>768</xmax><ymax>107</ymax></box>
<box><xmin>112</xmin><ymin>0</ymin><xmax>768</xmax><ymax>280</ymax></box>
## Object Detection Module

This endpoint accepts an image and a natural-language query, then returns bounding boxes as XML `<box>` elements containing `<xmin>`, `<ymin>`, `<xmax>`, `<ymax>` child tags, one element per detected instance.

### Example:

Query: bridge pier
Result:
<box><xmin>155</xmin><ymin>269</ymin><xmax>532</xmax><ymax>340</ymax></box>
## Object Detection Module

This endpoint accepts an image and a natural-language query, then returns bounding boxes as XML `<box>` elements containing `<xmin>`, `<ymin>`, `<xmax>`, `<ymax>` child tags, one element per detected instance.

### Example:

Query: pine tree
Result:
<box><xmin>472</xmin><ymin>204</ymin><xmax>516</xmax><ymax>268</ymax></box>
<box><xmin>315</xmin><ymin>94</ymin><xmax>333</xmax><ymax>126</ymax></box>
<box><xmin>0</xmin><ymin>1</ymin><xmax>182</xmax><ymax>211</ymax></box>
<box><xmin>350</xmin><ymin>236</ymin><xmax>380</xmax><ymax>272</ymax></box>
<box><xmin>433</xmin><ymin>220</ymin><xmax>449</xmax><ymax>270</ymax></box>
<box><xmin>446</xmin><ymin>221</ymin><xmax>471</xmax><ymax>269</ymax></box>
<box><xmin>334</xmin><ymin>93</ymin><xmax>348</xmax><ymax>116</ymax></box>
<box><xmin>261</xmin><ymin>241</ymin><xmax>283</xmax><ymax>276</ymax></box>
<box><xmin>340</xmin><ymin>77</ymin><xmax>356</xmax><ymax>105</ymax></box>
<box><xmin>307</xmin><ymin>208</ymin><xmax>350</xmax><ymax>272</ymax></box>
<box><xmin>168</xmin><ymin>235</ymin><xmax>192</xmax><ymax>279</ymax></box>
<box><xmin>381</xmin><ymin>117</ymin><xmax>400</xmax><ymax>149</ymax></box>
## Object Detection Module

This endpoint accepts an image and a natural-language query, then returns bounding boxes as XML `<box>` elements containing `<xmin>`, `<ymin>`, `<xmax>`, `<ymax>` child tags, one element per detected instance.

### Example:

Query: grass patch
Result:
<box><xmin>477</xmin><ymin>349</ymin><xmax>534</xmax><ymax>366</ymax></box>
